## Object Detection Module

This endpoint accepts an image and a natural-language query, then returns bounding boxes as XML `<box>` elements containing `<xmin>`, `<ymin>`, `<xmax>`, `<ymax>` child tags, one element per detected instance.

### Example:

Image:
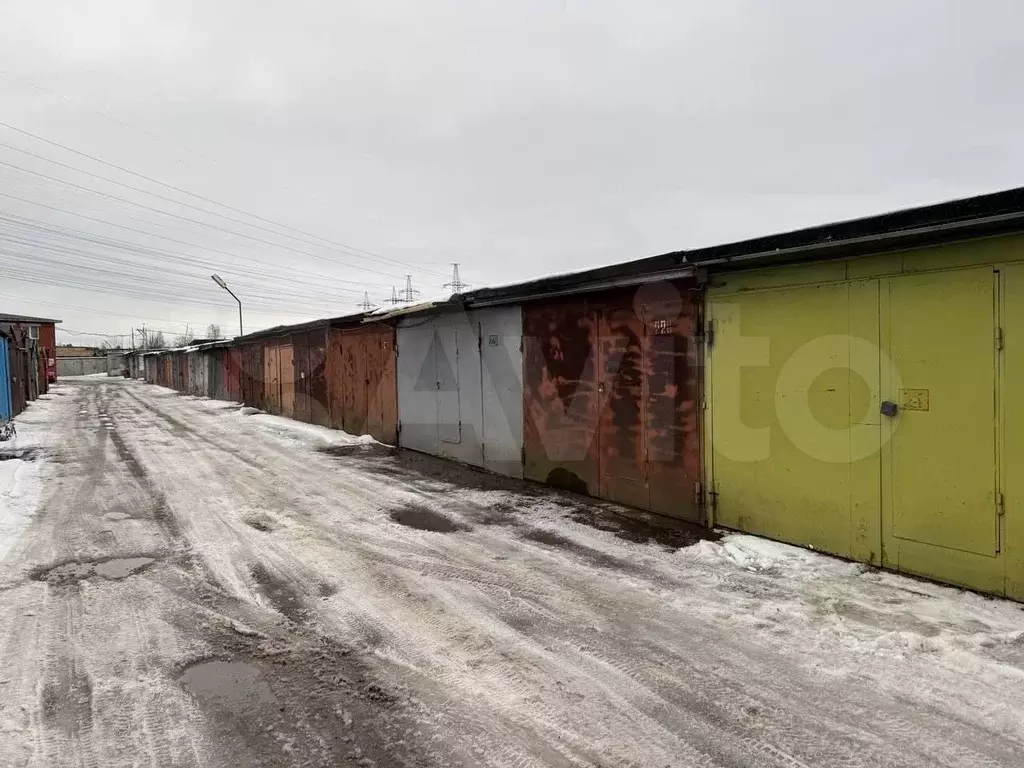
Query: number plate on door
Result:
<box><xmin>900</xmin><ymin>388</ymin><xmax>930</xmax><ymax>411</ymax></box>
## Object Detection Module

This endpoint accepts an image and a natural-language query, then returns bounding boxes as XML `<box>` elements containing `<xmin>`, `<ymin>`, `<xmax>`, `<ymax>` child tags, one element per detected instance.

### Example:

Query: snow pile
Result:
<box><xmin>166</xmin><ymin>386</ymin><xmax>383</xmax><ymax>448</ymax></box>
<box><xmin>0</xmin><ymin>394</ymin><xmax>57</xmax><ymax>563</ymax></box>
<box><xmin>0</xmin><ymin>457</ymin><xmax>41</xmax><ymax>562</ymax></box>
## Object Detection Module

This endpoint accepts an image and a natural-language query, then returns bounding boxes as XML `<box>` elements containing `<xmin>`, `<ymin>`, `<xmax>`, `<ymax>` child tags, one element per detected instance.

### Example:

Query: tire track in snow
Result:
<box><xmin>106</xmin><ymin>382</ymin><xmax>1024</xmax><ymax>768</ymax></box>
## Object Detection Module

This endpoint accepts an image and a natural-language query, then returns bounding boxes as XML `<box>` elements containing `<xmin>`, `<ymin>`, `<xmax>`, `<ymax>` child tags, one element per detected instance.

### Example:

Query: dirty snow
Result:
<box><xmin>1</xmin><ymin>379</ymin><xmax>1023</xmax><ymax>767</ymax></box>
<box><xmin>0</xmin><ymin>455</ymin><xmax>40</xmax><ymax>562</ymax></box>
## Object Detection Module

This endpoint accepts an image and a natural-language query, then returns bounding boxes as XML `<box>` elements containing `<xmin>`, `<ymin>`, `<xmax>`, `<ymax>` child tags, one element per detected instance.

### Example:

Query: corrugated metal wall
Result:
<box><xmin>327</xmin><ymin>325</ymin><xmax>398</xmax><ymax>444</ymax></box>
<box><xmin>396</xmin><ymin>306</ymin><xmax>523</xmax><ymax>477</ymax></box>
<box><xmin>522</xmin><ymin>284</ymin><xmax>702</xmax><ymax>521</ymax></box>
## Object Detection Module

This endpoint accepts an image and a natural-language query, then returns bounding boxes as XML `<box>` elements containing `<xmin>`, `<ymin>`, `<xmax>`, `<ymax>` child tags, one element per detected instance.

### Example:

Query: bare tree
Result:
<box><xmin>175</xmin><ymin>324</ymin><xmax>194</xmax><ymax>347</ymax></box>
<box><xmin>206</xmin><ymin>323</ymin><xmax>221</xmax><ymax>340</ymax></box>
<box><xmin>142</xmin><ymin>331</ymin><xmax>166</xmax><ymax>350</ymax></box>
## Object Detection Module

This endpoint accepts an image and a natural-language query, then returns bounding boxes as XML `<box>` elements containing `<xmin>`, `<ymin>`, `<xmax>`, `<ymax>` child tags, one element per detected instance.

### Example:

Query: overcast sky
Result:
<box><xmin>1</xmin><ymin>0</ymin><xmax>1021</xmax><ymax>346</ymax></box>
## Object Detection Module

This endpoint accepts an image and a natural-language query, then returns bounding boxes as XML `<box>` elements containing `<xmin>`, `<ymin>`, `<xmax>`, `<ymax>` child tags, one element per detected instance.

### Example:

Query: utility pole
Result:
<box><xmin>212</xmin><ymin>274</ymin><xmax>243</xmax><ymax>337</ymax></box>
<box><xmin>401</xmin><ymin>274</ymin><xmax>420</xmax><ymax>303</ymax></box>
<box><xmin>131</xmin><ymin>327</ymin><xmax>135</xmax><ymax>351</ymax></box>
<box><xmin>358</xmin><ymin>292</ymin><xmax>376</xmax><ymax>311</ymax></box>
<box><xmin>385</xmin><ymin>286</ymin><xmax>403</xmax><ymax>305</ymax></box>
<box><xmin>443</xmin><ymin>263</ymin><xmax>469</xmax><ymax>295</ymax></box>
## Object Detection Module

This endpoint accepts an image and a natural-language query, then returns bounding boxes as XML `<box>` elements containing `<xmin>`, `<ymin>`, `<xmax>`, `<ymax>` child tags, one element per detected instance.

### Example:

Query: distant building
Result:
<box><xmin>0</xmin><ymin>313</ymin><xmax>61</xmax><ymax>423</ymax></box>
<box><xmin>57</xmin><ymin>345</ymin><xmax>101</xmax><ymax>358</ymax></box>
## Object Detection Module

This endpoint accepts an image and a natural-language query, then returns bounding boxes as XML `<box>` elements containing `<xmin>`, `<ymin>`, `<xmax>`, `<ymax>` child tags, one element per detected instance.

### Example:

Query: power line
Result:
<box><xmin>0</xmin><ymin>288</ymin><xmax>319</xmax><ymax>325</ymax></box>
<box><xmin>0</xmin><ymin>136</ymin><xmax>447</xmax><ymax>276</ymax></box>
<box><xmin>1</xmin><ymin>261</ymin><xmax>350</xmax><ymax>316</ymax></box>
<box><xmin>0</xmin><ymin>158</ymin><xmax>416</xmax><ymax>281</ymax></box>
<box><xmin>58</xmin><ymin>327</ymin><xmax>181</xmax><ymax>338</ymax></box>
<box><xmin>0</xmin><ymin>69</ymin><xmax>216</xmax><ymax>164</ymax></box>
<box><xmin>0</xmin><ymin>215</ymin><xmax>378</xmax><ymax>299</ymax></box>
<box><xmin>0</xmin><ymin>192</ymin><xmax>393</xmax><ymax>290</ymax></box>
<box><xmin>0</xmin><ymin>119</ymin><xmax>450</xmax><ymax>278</ymax></box>
<box><xmin>0</xmin><ymin>230</ymin><xmax>363</xmax><ymax>304</ymax></box>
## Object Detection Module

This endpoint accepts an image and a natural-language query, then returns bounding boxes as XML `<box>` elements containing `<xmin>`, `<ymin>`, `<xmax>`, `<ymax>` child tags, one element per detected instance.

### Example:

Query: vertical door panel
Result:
<box><xmin>365</xmin><ymin>331</ymin><xmax>385</xmax><ymax>441</ymax></box>
<box><xmin>708</xmin><ymin>281</ymin><xmax>878</xmax><ymax>559</ymax></box>
<box><xmin>327</xmin><ymin>329</ymin><xmax>346</xmax><ymax>430</ymax></box>
<box><xmin>342</xmin><ymin>335</ymin><xmax>359</xmax><ymax>433</ymax></box>
<box><xmin>437</xmin><ymin>325</ymin><xmax>461</xmax><ymax>444</ymax></box>
<box><xmin>279</xmin><ymin>344</ymin><xmax>296</xmax><ymax>419</ymax></box>
<box><xmin>396</xmin><ymin>323</ymin><xmax>439</xmax><ymax>454</ymax></box>
<box><xmin>480</xmin><ymin>307</ymin><xmax>524</xmax><ymax>478</ymax></box>
<box><xmin>643</xmin><ymin>298</ymin><xmax>701</xmax><ymax>521</ymax></box>
<box><xmin>522</xmin><ymin>305</ymin><xmax>601</xmax><ymax>494</ymax></box>
<box><xmin>0</xmin><ymin>337</ymin><xmax>11</xmax><ymax>422</ymax></box>
<box><xmin>350</xmin><ymin>334</ymin><xmax>368</xmax><ymax>436</ymax></box>
<box><xmin>292</xmin><ymin>333</ymin><xmax>311</xmax><ymax>424</ymax></box>
<box><xmin>309</xmin><ymin>329</ymin><xmax>329</xmax><ymax>427</ymax></box>
<box><xmin>598</xmin><ymin>306</ymin><xmax>649</xmax><ymax>510</ymax></box>
<box><xmin>265</xmin><ymin>345</ymin><xmax>280</xmax><ymax>414</ymax></box>
<box><xmin>379</xmin><ymin>329</ymin><xmax>398</xmax><ymax>444</ymax></box>
<box><xmin>887</xmin><ymin>268</ymin><xmax>997</xmax><ymax>556</ymax></box>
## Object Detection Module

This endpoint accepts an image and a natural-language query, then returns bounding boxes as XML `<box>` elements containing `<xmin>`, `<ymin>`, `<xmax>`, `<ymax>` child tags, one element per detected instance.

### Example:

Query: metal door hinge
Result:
<box><xmin>997</xmin><ymin>492</ymin><xmax>1005</xmax><ymax>517</ymax></box>
<box><xmin>997</xmin><ymin>327</ymin><xmax>1004</xmax><ymax>351</ymax></box>
<box><xmin>709</xmin><ymin>486</ymin><xmax>719</xmax><ymax>512</ymax></box>
<box><xmin>694</xmin><ymin>481</ymin><xmax>702</xmax><ymax>505</ymax></box>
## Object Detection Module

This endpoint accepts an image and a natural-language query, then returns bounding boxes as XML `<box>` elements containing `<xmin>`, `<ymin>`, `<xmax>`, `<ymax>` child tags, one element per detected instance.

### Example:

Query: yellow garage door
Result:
<box><xmin>881</xmin><ymin>267</ymin><xmax>1002</xmax><ymax>592</ymax></box>
<box><xmin>707</xmin><ymin>279</ymin><xmax>882</xmax><ymax>563</ymax></box>
<box><xmin>708</xmin><ymin>266</ymin><xmax>1007</xmax><ymax>594</ymax></box>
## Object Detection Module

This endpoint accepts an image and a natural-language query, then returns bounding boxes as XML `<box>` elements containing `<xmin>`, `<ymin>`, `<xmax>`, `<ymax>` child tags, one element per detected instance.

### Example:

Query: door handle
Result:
<box><xmin>880</xmin><ymin>400</ymin><xmax>899</xmax><ymax>418</ymax></box>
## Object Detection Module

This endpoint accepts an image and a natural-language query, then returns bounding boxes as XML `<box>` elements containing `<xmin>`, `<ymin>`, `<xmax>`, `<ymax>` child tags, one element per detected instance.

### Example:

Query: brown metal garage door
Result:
<box><xmin>523</xmin><ymin>284</ymin><xmax>702</xmax><ymax>521</ymax></box>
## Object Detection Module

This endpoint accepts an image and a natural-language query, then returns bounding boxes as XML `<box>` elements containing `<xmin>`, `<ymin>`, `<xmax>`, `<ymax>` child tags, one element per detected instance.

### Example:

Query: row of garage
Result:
<box><xmin>135</xmin><ymin>187</ymin><xmax>1024</xmax><ymax>600</ymax></box>
<box><xmin>136</xmin><ymin>320</ymin><xmax>398</xmax><ymax>445</ymax></box>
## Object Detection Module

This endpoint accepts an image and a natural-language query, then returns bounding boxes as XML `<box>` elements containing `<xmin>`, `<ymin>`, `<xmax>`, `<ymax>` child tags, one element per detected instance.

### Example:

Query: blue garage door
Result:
<box><xmin>0</xmin><ymin>336</ymin><xmax>11</xmax><ymax>423</ymax></box>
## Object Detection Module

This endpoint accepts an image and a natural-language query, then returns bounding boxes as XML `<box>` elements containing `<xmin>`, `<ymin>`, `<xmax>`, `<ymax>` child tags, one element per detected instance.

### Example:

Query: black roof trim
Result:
<box><xmin>463</xmin><ymin>186</ymin><xmax>1024</xmax><ymax>307</ymax></box>
<box><xmin>679</xmin><ymin>185</ymin><xmax>1024</xmax><ymax>269</ymax></box>
<box><xmin>0</xmin><ymin>313</ymin><xmax>61</xmax><ymax>324</ymax></box>
<box><xmin>227</xmin><ymin>310</ymin><xmax>378</xmax><ymax>345</ymax></box>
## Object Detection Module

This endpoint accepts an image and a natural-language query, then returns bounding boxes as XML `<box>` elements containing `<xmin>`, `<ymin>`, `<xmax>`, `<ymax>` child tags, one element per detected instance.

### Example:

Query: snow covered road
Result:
<box><xmin>1</xmin><ymin>378</ymin><xmax>1024</xmax><ymax>767</ymax></box>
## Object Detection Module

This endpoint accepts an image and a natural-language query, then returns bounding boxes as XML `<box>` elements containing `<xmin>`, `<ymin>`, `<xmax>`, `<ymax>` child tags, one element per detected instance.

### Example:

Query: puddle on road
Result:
<box><xmin>250</xmin><ymin>563</ymin><xmax>307</xmax><ymax>623</ymax></box>
<box><xmin>0</xmin><ymin>448</ymin><xmax>40</xmax><ymax>462</ymax></box>
<box><xmin>179</xmin><ymin>660</ymin><xmax>276</xmax><ymax>715</ymax></box>
<box><xmin>389</xmin><ymin>505</ymin><xmax>463</xmax><ymax>533</ymax></box>
<box><xmin>33</xmin><ymin>556</ymin><xmax>157</xmax><ymax>585</ymax></box>
<box><xmin>243</xmin><ymin>513</ymin><xmax>277</xmax><ymax>532</ymax></box>
<box><xmin>568</xmin><ymin>507</ymin><xmax>721</xmax><ymax>551</ymax></box>
<box><xmin>521</xmin><ymin>528</ymin><xmax>636</xmax><ymax>572</ymax></box>
<box><xmin>317</xmin><ymin>443</ymin><xmax>397</xmax><ymax>459</ymax></box>
<box><xmin>94</xmin><ymin>557</ymin><xmax>156</xmax><ymax>578</ymax></box>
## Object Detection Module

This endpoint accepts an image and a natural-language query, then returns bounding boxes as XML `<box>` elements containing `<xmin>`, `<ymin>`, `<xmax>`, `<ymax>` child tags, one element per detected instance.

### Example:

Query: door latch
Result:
<box><xmin>880</xmin><ymin>400</ymin><xmax>899</xmax><ymax>418</ymax></box>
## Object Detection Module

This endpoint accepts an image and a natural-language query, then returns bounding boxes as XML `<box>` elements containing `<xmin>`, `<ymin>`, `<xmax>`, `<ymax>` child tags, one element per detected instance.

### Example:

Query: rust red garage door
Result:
<box><xmin>292</xmin><ymin>329</ymin><xmax>329</xmax><ymax>427</ymax></box>
<box><xmin>523</xmin><ymin>284</ymin><xmax>702</xmax><ymax>522</ymax></box>
<box><xmin>327</xmin><ymin>325</ymin><xmax>397</xmax><ymax>444</ymax></box>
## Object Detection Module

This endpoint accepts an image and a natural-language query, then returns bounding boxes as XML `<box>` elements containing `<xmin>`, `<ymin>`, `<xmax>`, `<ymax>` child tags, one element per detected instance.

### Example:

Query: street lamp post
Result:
<box><xmin>211</xmin><ymin>274</ymin><xmax>243</xmax><ymax>337</ymax></box>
